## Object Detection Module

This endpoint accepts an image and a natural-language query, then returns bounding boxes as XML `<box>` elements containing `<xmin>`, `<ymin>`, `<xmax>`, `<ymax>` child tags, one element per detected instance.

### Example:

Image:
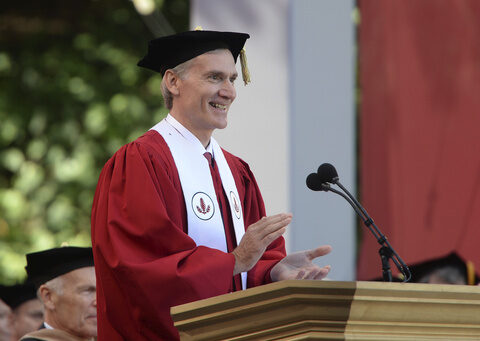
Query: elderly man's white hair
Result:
<box><xmin>37</xmin><ymin>276</ymin><xmax>64</xmax><ymax>299</ymax></box>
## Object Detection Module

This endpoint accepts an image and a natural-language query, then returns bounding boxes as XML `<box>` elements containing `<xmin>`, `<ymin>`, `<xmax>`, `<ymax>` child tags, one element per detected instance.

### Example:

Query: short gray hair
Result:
<box><xmin>38</xmin><ymin>277</ymin><xmax>64</xmax><ymax>299</ymax></box>
<box><xmin>160</xmin><ymin>49</ymin><xmax>230</xmax><ymax>110</ymax></box>
<box><xmin>161</xmin><ymin>59</ymin><xmax>194</xmax><ymax>110</ymax></box>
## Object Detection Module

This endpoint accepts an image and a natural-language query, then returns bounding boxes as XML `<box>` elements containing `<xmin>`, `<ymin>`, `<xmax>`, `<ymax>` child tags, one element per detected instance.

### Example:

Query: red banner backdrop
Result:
<box><xmin>358</xmin><ymin>0</ymin><xmax>480</xmax><ymax>280</ymax></box>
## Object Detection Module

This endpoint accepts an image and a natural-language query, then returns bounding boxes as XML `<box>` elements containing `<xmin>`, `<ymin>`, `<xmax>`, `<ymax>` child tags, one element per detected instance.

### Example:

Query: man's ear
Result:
<box><xmin>39</xmin><ymin>285</ymin><xmax>55</xmax><ymax>310</ymax></box>
<box><xmin>163</xmin><ymin>70</ymin><xmax>180</xmax><ymax>96</ymax></box>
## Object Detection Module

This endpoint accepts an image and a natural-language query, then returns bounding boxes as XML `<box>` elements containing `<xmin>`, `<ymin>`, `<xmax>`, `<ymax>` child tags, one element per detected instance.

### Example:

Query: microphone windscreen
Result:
<box><xmin>317</xmin><ymin>163</ymin><xmax>338</xmax><ymax>183</ymax></box>
<box><xmin>306</xmin><ymin>173</ymin><xmax>323</xmax><ymax>191</ymax></box>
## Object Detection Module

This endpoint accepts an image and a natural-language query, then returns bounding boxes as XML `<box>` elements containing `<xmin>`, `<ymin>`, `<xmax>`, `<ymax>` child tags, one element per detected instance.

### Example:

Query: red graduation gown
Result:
<box><xmin>91</xmin><ymin>130</ymin><xmax>286</xmax><ymax>340</ymax></box>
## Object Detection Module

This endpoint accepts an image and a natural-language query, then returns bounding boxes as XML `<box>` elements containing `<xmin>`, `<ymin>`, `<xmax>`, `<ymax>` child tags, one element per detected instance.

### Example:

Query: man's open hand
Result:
<box><xmin>232</xmin><ymin>213</ymin><xmax>292</xmax><ymax>275</ymax></box>
<box><xmin>270</xmin><ymin>245</ymin><xmax>332</xmax><ymax>281</ymax></box>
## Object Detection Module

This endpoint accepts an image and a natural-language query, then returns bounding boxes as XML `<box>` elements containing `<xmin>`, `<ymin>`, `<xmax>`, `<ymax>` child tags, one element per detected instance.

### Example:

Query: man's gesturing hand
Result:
<box><xmin>270</xmin><ymin>245</ymin><xmax>332</xmax><ymax>281</ymax></box>
<box><xmin>232</xmin><ymin>213</ymin><xmax>292</xmax><ymax>275</ymax></box>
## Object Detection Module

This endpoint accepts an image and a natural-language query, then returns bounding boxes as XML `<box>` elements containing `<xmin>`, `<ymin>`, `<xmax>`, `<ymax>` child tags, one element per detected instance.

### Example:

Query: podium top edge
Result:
<box><xmin>171</xmin><ymin>280</ymin><xmax>480</xmax><ymax>317</ymax></box>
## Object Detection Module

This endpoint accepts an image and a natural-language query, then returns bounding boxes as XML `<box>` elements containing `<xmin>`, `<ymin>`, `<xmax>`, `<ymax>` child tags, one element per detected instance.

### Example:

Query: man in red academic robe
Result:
<box><xmin>91</xmin><ymin>30</ymin><xmax>332</xmax><ymax>340</ymax></box>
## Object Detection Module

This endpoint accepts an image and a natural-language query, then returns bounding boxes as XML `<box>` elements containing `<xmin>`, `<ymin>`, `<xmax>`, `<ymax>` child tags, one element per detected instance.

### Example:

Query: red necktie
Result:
<box><xmin>204</xmin><ymin>152</ymin><xmax>243</xmax><ymax>291</ymax></box>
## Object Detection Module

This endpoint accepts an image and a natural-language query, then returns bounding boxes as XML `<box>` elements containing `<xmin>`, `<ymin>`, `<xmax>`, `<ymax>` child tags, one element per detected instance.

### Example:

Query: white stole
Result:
<box><xmin>151</xmin><ymin>115</ymin><xmax>247</xmax><ymax>289</ymax></box>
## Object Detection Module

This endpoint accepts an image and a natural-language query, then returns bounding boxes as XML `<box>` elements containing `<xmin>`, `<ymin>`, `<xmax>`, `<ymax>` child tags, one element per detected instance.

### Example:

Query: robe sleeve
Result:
<box><xmin>91</xmin><ymin>138</ymin><xmax>237</xmax><ymax>340</ymax></box>
<box><xmin>224</xmin><ymin>152</ymin><xmax>287</xmax><ymax>288</ymax></box>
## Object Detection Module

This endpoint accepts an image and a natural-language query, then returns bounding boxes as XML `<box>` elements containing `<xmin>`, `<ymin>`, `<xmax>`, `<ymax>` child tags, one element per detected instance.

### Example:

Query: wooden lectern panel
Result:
<box><xmin>171</xmin><ymin>280</ymin><xmax>480</xmax><ymax>340</ymax></box>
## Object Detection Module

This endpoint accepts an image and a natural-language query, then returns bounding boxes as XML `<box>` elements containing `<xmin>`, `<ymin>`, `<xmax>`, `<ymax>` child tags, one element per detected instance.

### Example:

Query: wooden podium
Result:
<box><xmin>171</xmin><ymin>280</ymin><xmax>480</xmax><ymax>340</ymax></box>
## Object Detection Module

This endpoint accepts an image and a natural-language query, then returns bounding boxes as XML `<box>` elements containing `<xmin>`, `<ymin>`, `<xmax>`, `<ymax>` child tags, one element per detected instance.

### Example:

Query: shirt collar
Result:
<box><xmin>165</xmin><ymin>114</ymin><xmax>214</xmax><ymax>157</ymax></box>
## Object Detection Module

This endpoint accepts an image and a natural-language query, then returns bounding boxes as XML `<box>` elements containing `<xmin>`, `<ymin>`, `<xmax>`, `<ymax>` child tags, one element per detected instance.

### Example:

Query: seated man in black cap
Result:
<box><xmin>20</xmin><ymin>246</ymin><xmax>96</xmax><ymax>341</ymax></box>
<box><xmin>411</xmin><ymin>253</ymin><xmax>472</xmax><ymax>285</ymax></box>
<box><xmin>91</xmin><ymin>29</ymin><xmax>332</xmax><ymax>340</ymax></box>
<box><xmin>0</xmin><ymin>282</ymin><xmax>44</xmax><ymax>340</ymax></box>
<box><xmin>0</xmin><ymin>287</ymin><xmax>14</xmax><ymax>341</ymax></box>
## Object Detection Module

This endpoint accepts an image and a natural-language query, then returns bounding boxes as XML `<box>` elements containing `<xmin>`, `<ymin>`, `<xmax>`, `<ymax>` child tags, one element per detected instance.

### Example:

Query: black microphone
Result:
<box><xmin>317</xmin><ymin>163</ymin><xmax>339</xmax><ymax>184</ymax></box>
<box><xmin>307</xmin><ymin>163</ymin><xmax>411</xmax><ymax>282</ymax></box>
<box><xmin>307</xmin><ymin>173</ymin><xmax>366</xmax><ymax>218</ymax></box>
<box><xmin>306</xmin><ymin>173</ymin><xmax>328</xmax><ymax>191</ymax></box>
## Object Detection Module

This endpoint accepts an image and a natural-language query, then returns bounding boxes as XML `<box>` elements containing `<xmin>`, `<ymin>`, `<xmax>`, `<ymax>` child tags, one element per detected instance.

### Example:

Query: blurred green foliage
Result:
<box><xmin>0</xmin><ymin>0</ymin><xmax>188</xmax><ymax>283</ymax></box>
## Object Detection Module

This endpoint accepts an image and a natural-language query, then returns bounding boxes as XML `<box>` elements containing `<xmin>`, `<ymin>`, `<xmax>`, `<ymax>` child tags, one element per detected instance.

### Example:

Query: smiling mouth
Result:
<box><xmin>210</xmin><ymin>102</ymin><xmax>227</xmax><ymax>111</ymax></box>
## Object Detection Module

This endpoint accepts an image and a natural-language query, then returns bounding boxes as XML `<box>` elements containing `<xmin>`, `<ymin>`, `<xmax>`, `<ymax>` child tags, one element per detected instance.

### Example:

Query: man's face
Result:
<box><xmin>171</xmin><ymin>49</ymin><xmax>238</xmax><ymax>140</ymax></box>
<box><xmin>0</xmin><ymin>299</ymin><xmax>13</xmax><ymax>341</ymax></box>
<box><xmin>13</xmin><ymin>298</ymin><xmax>44</xmax><ymax>339</ymax></box>
<box><xmin>48</xmin><ymin>267</ymin><xmax>97</xmax><ymax>338</ymax></box>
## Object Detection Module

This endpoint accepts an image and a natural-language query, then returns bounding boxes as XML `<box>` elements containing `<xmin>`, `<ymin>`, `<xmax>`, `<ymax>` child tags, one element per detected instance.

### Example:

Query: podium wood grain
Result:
<box><xmin>171</xmin><ymin>280</ymin><xmax>480</xmax><ymax>340</ymax></box>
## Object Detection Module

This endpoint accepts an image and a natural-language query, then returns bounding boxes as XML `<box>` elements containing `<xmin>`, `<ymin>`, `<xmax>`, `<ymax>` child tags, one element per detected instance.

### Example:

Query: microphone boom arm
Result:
<box><xmin>321</xmin><ymin>184</ymin><xmax>384</xmax><ymax>243</ymax></box>
<box><xmin>332</xmin><ymin>178</ymin><xmax>411</xmax><ymax>282</ymax></box>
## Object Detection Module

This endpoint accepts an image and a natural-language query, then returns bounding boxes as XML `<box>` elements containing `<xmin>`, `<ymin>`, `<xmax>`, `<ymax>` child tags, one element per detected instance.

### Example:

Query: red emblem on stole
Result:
<box><xmin>191</xmin><ymin>192</ymin><xmax>215</xmax><ymax>220</ymax></box>
<box><xmin>196</xmin><ymin>197</ymin><xmax>211</xmax><ymax>215</ymax></box>
<box><xmin>233</xmin><ymin>196</ymin><xmax>239</xmax><ymax>213</ymax></box>
<box><xmin>230</xmin><ymin>191</ymin><xmax>242</xmax><ymax>220</ymax></box>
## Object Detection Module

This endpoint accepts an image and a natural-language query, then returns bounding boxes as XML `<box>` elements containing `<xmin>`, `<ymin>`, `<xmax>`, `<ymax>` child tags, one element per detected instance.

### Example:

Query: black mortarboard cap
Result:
<box><xmin>0</xmin><ymin>285</ymin><xmax>10</xmax><ymax>304</ymax></box>
<box><xmin>137</xmin><ymin>29</ymin><xmax>250</xmax><ymax>77</ymax></box>
<box><xmin>25</xmin><ymin>246</ymin><xmax>94</xmax><ymax>290</ymax></box>
<box><xmin>0</xmin><ymin>282</ymin><xmax>37</xmax><ymax>309</ymax></box>
<box><xmin>408</xmin><ymin>252</ymin><xmax>473</xmax><ymax>284</ymax></box>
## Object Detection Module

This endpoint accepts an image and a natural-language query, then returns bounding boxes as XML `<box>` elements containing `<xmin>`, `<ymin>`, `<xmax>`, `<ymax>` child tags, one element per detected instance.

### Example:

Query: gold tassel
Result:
<box><xmin>239</xmin><ymin>48</ymin><xmax>251</xmax><ymax>85</ymax></box>
<box><xmin>466</xmin><ymin>260</ymin><xmax>476</xmax><ymax>285</ymax></box>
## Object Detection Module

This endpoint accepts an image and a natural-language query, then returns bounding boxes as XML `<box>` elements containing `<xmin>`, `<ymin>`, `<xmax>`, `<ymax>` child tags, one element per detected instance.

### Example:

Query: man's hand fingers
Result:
<box><xmin>234</xmin><ymin>213</ymin><xmax>292</xmax><ymax>275</ymax></box>
<box><xmin>313</xmin><ymin>266</ymin><xmax>331</xmax><ymax>280</ymax></box>
<box><xmin>303</xmin><ymin>268</ymin><xmax>321</xmax><ymax>280</ymax></box>
<box><xmin>258</xmin><ymin>213</ymin><xmax>292</xmax><ymax>229</ymax></box>
<box><xmin>260</xmin><ymin>219</ymin><xmax>290</xmax><ymax>241</ymax></box>
<box><xmin>299</xmin><ymin>265</ymin><xmax>331</xmax><ymax>280</ymax></box>
<box><xmin>261</xmin><ymin>227</ymin><xmax>286</xmax><ymax>246</ymax></box>
<box><xmin>295</xmin><ymin>270</ymin><xmax>306</xmax><ymax>279</ymax></box>
<box><xmin>306</xmin><ymin>245</ymin><xmax>332</xmax><ymax>260</ymax></box>
<box><xmin>249</xmin><ymin>213</ymin><xmax>292</xmax><ymax>239</ymax></box>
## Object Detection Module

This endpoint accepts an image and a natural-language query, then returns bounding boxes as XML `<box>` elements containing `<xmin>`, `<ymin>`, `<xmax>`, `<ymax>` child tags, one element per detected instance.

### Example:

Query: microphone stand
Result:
<box><xmin>379</xmin><ymin>246</ymin><xmax>393</xmax><ymax>282</ymax></box>
<box><xmin>325</xmin><ymin>179</ymin><xmax>411</xmax><ymax>282</ymax></box>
